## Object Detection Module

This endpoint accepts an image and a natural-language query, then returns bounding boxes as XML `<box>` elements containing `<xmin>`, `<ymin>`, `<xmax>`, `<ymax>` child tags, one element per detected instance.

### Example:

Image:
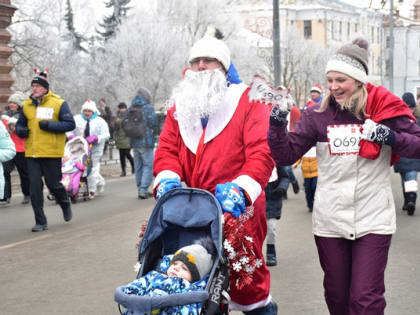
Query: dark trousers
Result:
<box><xmin>119</xmin><ymin>148</ymin><xmax>134</xmax><ymax>172</ymax></box>
<box><xmin>2</xmin><ymin>152</ymin><xmax>30</xmax><ymax>199</ymax></box>
<box><xmin>303</xmin><ymin>176</ymin><xmax>317</xmax><ymax>210</ymax></box>
<box><xmin>315</xmin><ymin>234</ymin><xmax>392</xmax><ymax>315</ymax></box>
<box><xmin>27</xmin><ymin>158</ymin><xmax>70</xmax><ymax>225</ymax></box>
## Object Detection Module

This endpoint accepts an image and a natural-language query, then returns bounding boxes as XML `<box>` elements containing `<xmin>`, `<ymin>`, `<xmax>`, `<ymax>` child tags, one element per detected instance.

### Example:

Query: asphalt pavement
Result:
<box><xmin>1</xmin><ymin>171</ymin><xmax>419</xmax><ymax>314</ymax></box>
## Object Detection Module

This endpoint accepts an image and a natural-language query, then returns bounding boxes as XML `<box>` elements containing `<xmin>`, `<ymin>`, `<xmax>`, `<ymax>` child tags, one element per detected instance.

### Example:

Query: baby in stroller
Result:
<box><xmin>119</xmin><ymin>240</ymin><xmax>213</xmax><ymax>315</ymax></box>
<box><xmin>61</xmin><ymin>136</ymin><xmax>91</xmax><ymax>201</ymax></box>
<box><xmin>115</xmin><ymin>188</ymin><xmax>229</xmax><ymax>315</ymax></box>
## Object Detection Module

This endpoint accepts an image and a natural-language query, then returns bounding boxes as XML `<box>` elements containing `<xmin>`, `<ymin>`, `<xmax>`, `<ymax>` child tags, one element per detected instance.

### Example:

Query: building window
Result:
<box><xmin>385</xmin><ymin>59</ymin><xmax>390</xmax><ymax>76</ymax></box>
<box><xmin>304</xmin><ymin>20</ymin><xmax>312</xmax><ymax>39</ymax></box>
<box><xmin>331</xmin><ymin>21</ymin><xmax>335</xmax><ymax>40</ymax></box>
<box><xmin>377</xmin><ymin>27</ymin><xmax>380</xmax><ymax>43</ymax></box>
<box><xmin>371</xmin><ymin>26</ymin><xmax>374</xmax><ymax>42</ymax></box>
<box><xmin>386</xmin><ymin>36</ymin><xmax>390</xmax><ymax>48</ymax></box>
<box><xmin>347</xmin><ymin>22</ymin><xmax>351</xmax><ymax>39</ymax></box>
<box><xmin>355</xmin><ymin>23</ymin><xmax>358</xmax><ymax>33</ymax></box>
<box><xmin>339</xmin><ymin>21</ymin><xmax>342</xmax><ymax>40</ymax></box>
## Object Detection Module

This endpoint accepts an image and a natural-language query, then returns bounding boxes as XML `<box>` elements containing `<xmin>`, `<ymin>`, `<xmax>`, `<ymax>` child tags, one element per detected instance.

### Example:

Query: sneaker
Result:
<box><xmin>120</xmin><ymin>171</ymin><xmax>126</xmax><ymax>177</ymax></box>
<box><xmin>244</xmin><ymin>301</ymin><xmax>278</xmax><ymax>315</ymax></box>
<box><xmin>21</xmin><ymin>195</ymin><xmax>30</xmax><ymax>205</ymax></box>
<box><xmin>292</xmin><ymin>181</ymin><xmax>300</xmax><ymax>194</ymax></box>
<box><xmin>138</xmin><ymin>192</ymin><xmax>152</xmax><ymax>199</ymax></box>
<box><xmin>89</xmin><ymin>192</ymin><xmax>95</xmax><ymax>200</ymax></box>
<box><xmin>61</xmin><ymin>202</ymin><xmax>73</xmax><ymax>222</ymax></box>
<box><xmin>0</xmin><ymin>198</ymin><xmax>10</xmax><ymax>206</ymax></box>
<box><xmin>31</xmin><ymin>224</ymin><xmax>48</xmax><ymax>232</ymax></box>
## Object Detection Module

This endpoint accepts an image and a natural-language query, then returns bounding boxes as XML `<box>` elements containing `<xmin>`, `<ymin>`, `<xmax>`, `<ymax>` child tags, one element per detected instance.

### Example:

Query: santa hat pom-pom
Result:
<box><xmin>205</xmin><ymin>25</ymin><xmax>224</xmax><ymax>39</ymax></box>
<box><xmin>352</xmin><ymin>37</ymin><xmax>369</xmax><ymax>51</ymax></box>
<box><xmin>44</xmin><ymin>68</ymin><xmax>49</xmax><ymax>73</ymax></box>
<box><xmin>33</xmin><ymin>67</ymin><xmax>38</xmax><ymax>74</ymax></box>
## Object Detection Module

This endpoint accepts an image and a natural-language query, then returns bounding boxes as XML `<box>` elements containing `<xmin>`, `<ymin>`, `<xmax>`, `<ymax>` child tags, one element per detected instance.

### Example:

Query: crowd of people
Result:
<box><xmin>2</xmin><ymin>27</ymin><xmax>420</xmax><ymax>315</ymax></box>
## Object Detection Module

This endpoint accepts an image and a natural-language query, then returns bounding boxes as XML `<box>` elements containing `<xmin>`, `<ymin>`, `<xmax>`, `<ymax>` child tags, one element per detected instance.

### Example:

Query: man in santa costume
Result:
<box><xmin>153</xmin><ymin>29</ymin><xmax>277</xmax><ymax>314</ymax></box>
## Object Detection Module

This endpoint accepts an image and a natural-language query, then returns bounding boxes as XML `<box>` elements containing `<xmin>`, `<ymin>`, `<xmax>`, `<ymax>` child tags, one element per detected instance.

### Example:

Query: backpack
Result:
<box><xmin>121</xmin><ymin>105</ymin><xmax>146</xmax><ymax>138</ymax></box>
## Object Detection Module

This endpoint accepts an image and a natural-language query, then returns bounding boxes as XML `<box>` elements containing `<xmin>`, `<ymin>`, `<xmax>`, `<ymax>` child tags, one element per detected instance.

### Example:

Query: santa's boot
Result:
<box><xmin>406</xmin><ymin>192</ymin><xmax>417</xmax><ymax>216</ymax></box>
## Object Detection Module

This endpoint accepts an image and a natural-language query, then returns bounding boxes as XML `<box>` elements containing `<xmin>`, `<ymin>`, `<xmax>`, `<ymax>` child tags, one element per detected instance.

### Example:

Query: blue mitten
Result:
<box><xmin>155</xmin><ymin>178</ymin><xmax>182</xmax><ymax>200</ymax></box>
<box><xmin>215</xmin><ymin>182</ymin><xmax>246</xmax><ymax>218</ymax></box>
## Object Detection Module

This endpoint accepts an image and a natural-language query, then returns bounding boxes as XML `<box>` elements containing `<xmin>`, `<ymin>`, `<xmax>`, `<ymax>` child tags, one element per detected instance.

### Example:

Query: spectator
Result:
<box><xmin>393</xmin><ymin>91</ymin><xmax>420</xmax><ymax>215</ymax></box>
<box><xmin>304</xmin><ymin>84</ymin><xmax>323</xmax><ymax>110</ymax></box>
<box><xmin>68</xmin><ymin>99</ymin><xmax>110</xmax><ymax>199</ymax></box>
<box><xmin>268</xmin><ymin>38</ymin><xmax>420</xmax><ymax>315</ymax></box>
<box><xmin>126</xmin><ymin>88</ymin><xmax>158</xmax><ymax>199</ymax></box>
<box><xmin>114</xmin><ymin>102</ymin><xmax>134</xmax><ymax>177</ymax></box>
<box><xmin>16</xmin><ymin>71</ymin><xmax>75</xmax><ymax>232</ymax></box>
<box><xmin>0</xmin><ymin>91</ymin><xmax>30</xmax><ymax>205</ymax></box>
<box><xmin>0</xmin><ymin>122</ymin><xmax>15</xmax><ymax>204</ymax></box>
<box><xmin>153</xmin><ymin>29</ymin><xmax>277</xmax><ymax>314</ymax></box>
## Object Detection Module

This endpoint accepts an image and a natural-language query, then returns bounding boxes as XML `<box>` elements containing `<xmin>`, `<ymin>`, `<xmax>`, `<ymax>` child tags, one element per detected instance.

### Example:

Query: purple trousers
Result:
<box><xmin>315</xmin><ymin>234</ymin><xmax>392</xmax><ymax>315</ymax></box>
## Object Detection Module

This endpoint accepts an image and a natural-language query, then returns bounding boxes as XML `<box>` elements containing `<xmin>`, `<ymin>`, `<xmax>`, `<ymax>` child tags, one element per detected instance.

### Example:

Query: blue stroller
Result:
<box><xmin>114</xmin><ymin>188</ymin><xmax>230</xmax><ymax>315</ymax></box>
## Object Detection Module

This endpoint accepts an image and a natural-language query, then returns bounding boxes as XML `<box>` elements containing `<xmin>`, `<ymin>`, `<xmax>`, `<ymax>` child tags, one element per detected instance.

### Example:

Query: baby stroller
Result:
<box><xmin>61</xmin><ymin>136</ymin><xmax>92</xmax><ymax>203</ymax></box>
<box><xmin>114</xmin><ymin>188</ymin><xmax>230</xmax><ymax>315</ymax></box>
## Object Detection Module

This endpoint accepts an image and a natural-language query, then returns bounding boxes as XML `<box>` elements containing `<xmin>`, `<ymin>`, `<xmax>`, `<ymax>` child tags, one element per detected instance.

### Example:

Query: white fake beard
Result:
<box><xmin>167</xmin><ymin>69</ymin><xmax>228</xmax><ymax>128</ymax></box>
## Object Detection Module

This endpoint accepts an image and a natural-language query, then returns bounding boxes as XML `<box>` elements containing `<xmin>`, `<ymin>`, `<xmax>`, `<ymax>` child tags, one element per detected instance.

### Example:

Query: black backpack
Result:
<box><xmin>121</xmin><ymin>105</ymin><xmax>146</xmax><ymax>138</ymax></box>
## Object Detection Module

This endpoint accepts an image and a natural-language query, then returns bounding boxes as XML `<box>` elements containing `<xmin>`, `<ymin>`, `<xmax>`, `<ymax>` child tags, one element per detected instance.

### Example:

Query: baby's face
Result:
<box><xmin>167</xmin><ymin>261</ymin><xmax>192</xmax><ymax>282</ymax></box>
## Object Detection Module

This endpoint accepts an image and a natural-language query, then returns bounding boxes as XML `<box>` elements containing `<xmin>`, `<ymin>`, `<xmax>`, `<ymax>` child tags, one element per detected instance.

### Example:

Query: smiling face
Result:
<box><xmin>167</xmin><ymin>260</ymin><xmax>192</xmax><ymax>282</ymax></box>
<box><xmin>326</xmin><ymin>71</ymin><xmax>359</xmax><ymax>105</ymax></box>
<box><xmin>83</xmin><ymin>109</ymin><xmax>94</xmax><ymax>119</ymax></box>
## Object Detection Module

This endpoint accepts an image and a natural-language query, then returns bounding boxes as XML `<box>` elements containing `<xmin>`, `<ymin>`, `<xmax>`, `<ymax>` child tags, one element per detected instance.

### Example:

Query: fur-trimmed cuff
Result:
<box><xmin>153</xmin><ymin>170</ymin><xmax>181</xmax><ymax>188</ymax></box>
<box><xmin>232</xmin><ymin>175</ymin><xmax>262</xmax><ymax>204</ymax></box>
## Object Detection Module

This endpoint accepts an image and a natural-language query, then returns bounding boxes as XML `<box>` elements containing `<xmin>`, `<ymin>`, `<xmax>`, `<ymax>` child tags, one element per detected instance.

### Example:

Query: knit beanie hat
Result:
<box><xmin>81</xmin><ymin>99</ymin><xmax>98</xmax><ymax>113</ymax></box>
<box><xmin>189</xmin><ymin>27</ymin><xmax>231</xmax><ymax>72</ymax></box>
<box><xmin>8</xmin><ymin>91</ymin><xmax>26</xmax><ymax>107</ymax></box>
<box><xmin>310</xmin><ymin>84</ymin><xmax>323</xmax><ymax>94</ymax></box>
<box><xmin>170</xmin><ymin>244</ymin><xmax>212</xmax><ymax>282</ymax></box>
<box><xmin>31</xmin><ymin>71</ymin><xmax>49</xmax><ymax>90</ymax></box>
<box><xmin>402</xmin><ymin>92</ymin><xmax>416</xmax><ymax>109</ymax></box>
<box><xmin>325</xmin><ymin>38</ymin><xmax>369</xmax><ymax>84</ymax></box>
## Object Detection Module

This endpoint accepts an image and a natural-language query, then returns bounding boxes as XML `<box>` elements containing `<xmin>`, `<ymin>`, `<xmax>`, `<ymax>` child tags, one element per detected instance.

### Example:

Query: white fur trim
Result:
<box><xmin>229</xmin><ymin>294</ymin><xmax>272</xmax><ymax>311</ymax></box>
<box><xmin>232</xmin><ymin>175</ymin><xmax>262</xmax><ymax>204</ymax></box>
<box><xmin>310</xmin><ymin>86</ymin><xmax>322</xmax><ymax>94</ymax></box>
<box><xmin>153</xmin><ymin>170</ymin><xmax>181</xmax><ymax>188</ymax></box>
<box><xmin>325</xmin><ymin>59</ymin><xmax>368</xmax><ymax>84</ymax></box>
<box><xmin>178</xmin><ymin>83</ymin><xmax>248</xmax><ymax>154</ymax></box>
<box><xmin>404</xmin><ymin>180</ymin><xmax>418</xmax><ymax>193</ymax></box>
<box><xmin>189</xmin><ymin>36</ymin><xmax>231</xmax><ymax>71</ymax></box>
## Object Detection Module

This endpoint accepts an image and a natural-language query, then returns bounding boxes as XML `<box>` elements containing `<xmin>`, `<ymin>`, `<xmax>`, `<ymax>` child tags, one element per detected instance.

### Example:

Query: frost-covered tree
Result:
<box><xmin>63</xmin><ymin>0</ymin><xmax>88</xmax><ymax>53</ymax></box>
<box><xmin>96</xmin><ymin>0</ymin><xmax>131</xmax><ymax>43</ymax></box>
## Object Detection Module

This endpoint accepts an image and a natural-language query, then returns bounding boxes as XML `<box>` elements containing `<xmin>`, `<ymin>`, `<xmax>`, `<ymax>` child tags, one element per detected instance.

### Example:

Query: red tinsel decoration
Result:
<box><xmin>223</xmin><ymin>210</ymin><xmax>263</xmax><ymax>290</ymax></box>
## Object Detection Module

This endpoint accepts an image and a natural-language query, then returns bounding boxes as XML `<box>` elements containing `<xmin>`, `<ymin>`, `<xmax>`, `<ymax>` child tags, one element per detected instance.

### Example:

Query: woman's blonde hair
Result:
<box><xmin>317</xmin><ymin>84</ymin><xmax>368</xmax><ymax>120</ymax></box>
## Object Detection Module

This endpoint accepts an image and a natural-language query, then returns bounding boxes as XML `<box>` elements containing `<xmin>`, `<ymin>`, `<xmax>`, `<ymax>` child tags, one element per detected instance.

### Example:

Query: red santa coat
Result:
<box><xmin>154</xmin><ymin>83</ymin><xmax>274</xmax><ymax>309</ymax></box>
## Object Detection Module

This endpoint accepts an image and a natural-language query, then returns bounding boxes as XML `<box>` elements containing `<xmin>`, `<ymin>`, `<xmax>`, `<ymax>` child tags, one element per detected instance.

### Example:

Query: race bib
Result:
<box><xmin>36</xmin><ymin>107</ymin><xmax>54</xmax><ymax>120</ymax></box>
<box><xmin>327</xmin><ymin>124</ymin><xmax>362</xmax><ymax>155</ymax></box>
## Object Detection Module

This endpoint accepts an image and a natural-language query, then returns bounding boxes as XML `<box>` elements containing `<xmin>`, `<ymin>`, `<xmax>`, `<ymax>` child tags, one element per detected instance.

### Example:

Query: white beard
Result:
<box><xmin>166</xmin><ymin>69</ymin><xmax>228</xmax><ymax>129</ymax></box>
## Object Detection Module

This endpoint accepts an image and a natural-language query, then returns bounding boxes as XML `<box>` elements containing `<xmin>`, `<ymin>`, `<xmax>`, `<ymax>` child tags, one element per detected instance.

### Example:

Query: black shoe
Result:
<box><xmin>32</xmin><ymin>224</ymin><xmax>48</xmax><ymax>232</ymax></box>
<box><xmin>21</xmin><ymin>195</ymin><xmax>30</xmax><ymax>204</ymax></box>
<box><xmin>406</xmin><ymin>192</ymin><xmax>416</xmax><ymax>216</ymax></box>
<box><xmin>0</xmin><ymin>198</ymin><xmax>10</xmax><ymax>206</ymax></box>
<box><xmin>266</xmin><ymin>254</ymin><xmax>277</xmax><ymax>267</ymax></box>
<box><xmin>120</xmin><ymin>170</ymin><xmax>126</xmax><ymax>177</ymax></box>
<box><xmin>138</xmin><ymin>192</ymin><xmax>152</xmax><ymax>199</ymax></box>
<box><xmin>292</xmin><ymin>181</ymin><xmax>300</xmax><ymax>194</ymax></box>
<box><xmin>61</xmin><ymin>202</ymin><xmax>73</xmax><ymax>222</ymax></box>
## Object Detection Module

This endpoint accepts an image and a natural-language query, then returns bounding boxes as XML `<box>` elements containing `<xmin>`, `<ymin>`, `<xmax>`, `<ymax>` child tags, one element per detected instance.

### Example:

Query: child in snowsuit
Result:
<box><xmin>120</xmin><ymin>243</ymin><xmax>213</xmax><ymax>315</ymax></box>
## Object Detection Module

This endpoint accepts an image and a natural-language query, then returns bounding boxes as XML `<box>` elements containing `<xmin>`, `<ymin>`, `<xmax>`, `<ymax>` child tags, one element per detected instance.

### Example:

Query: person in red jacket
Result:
<box><xmin>0</xmin><ymin>92</ymin><xmax>30</xmax><ymax>205</ymax></box>
<box><xmin>153</xmin><ymin>28</ymin><xmax>277</xmax><ymax>314</ymax></box>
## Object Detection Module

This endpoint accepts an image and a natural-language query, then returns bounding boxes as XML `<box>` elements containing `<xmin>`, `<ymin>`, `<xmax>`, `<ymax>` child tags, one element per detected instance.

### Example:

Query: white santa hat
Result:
<box><xmin>188</xmin><ymin>26</ymin><xmax>231</xmax><ymax>72</ymax></box>
<box><xmin>81</xmin><ymin>99</ymin><xmax>98</xmax><ymax>113</ymax></box>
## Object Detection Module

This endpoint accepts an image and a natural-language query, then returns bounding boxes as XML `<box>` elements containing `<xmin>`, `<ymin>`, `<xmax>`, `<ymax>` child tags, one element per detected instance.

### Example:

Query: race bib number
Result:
<box><xmin>36</xmin><ymin>107</ymin><xmax>54</xmax><ymax>120</ymax></box>
<box><xmin>327</xmin><ymin>124</ymin><xmax>361</xmax><ymax>155</ymax></box>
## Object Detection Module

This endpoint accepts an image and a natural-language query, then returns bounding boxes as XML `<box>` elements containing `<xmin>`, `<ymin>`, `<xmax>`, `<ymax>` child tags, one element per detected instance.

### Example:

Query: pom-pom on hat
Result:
<box><xmin>31</xmin><ymin>68</ymin><xmax>50</xmax><ymax>90</ymax></box>
<box><xmin>81</xmin><ymin>99</ymin><xmax>98</xmax><ymax>113</ymax></box>
<box><xmin>8</xmin><ymin>91</ymin><xmax>26</xmax><ymax>107</ymax></box>
<box><xmin>170</xmin><ymin>244</ymin><xmax>212</xmax><ymax>283</ymax></box>
<box><xmin>325</xmin><ymin>38</ymin><xmax>369</xmax><ymax>84</ymax></box>
<box><xmin>188</xmin><ymin>26</ymin><xmax>231</xmax><ymax>72</ymax></box>
<box><xmin>310</xmin><ymin>84</ymin><xmax>323</xmax><ymax>94</ymax></box>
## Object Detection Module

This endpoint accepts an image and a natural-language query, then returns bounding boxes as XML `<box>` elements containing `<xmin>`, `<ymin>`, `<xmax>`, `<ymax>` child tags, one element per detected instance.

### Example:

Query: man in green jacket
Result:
<box><xmin>16</xmin><ymin>71</ymin><xmax>76</xmax><ymax>232</ymax></box>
